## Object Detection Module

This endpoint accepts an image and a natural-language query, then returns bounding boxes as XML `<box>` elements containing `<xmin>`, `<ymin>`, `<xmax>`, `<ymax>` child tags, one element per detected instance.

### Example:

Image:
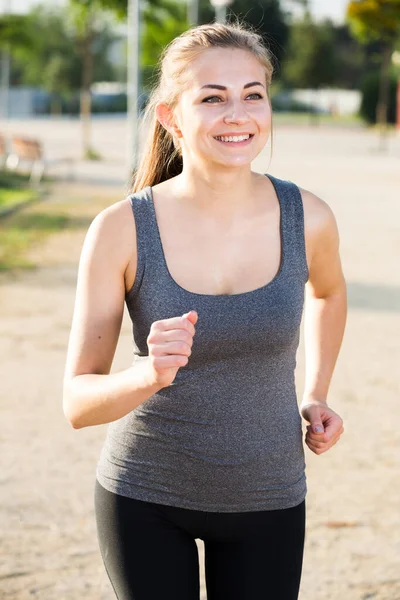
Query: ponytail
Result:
<box><xmin>129</xmin><ymin>99</ymin><xmax>183</xmax><ymax>193</ymax></box>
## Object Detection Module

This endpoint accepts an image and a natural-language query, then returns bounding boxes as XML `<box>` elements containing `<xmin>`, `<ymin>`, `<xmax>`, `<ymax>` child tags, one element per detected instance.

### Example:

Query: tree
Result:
<box><xmin>87</xmin><ymin>0</ymin><xmax>191</xmax><ymax>91</ymax></box>
<box><xmin>347</xmin><ymin>0</ymin><xmax>400</xmax><ymax>145</ymax></box>
<box><xmin>331</xmin><ymin>24</ymin><xmax>366</xmax><ymax>90</ymax></box>
<box><xmin>197</xmin><ymin>0</ymin><xmax>289</xmax><ymax>74</ymax></box>
<box><xmin>68</xmin><ymin>0</ymin><xmax>120</xmax><ymax>158</ymax></box>
<box><xmin>6</xmin><ymin>4</ymin><xmax>117</xmax><ymax>153</ymax></box>
<box><xmin>11</xmin><ymin>7</ymin><xmax>83</xmax><ymax>113</ymax></box>
<box><xmin>283</xmin><ymin>16</ymin><xmax>338</xmax><ymax>89</ymax></box>
<box><xmin>281</xmin><ymin>14</ymin><xmax>338</xmax><ymax>123</ymax></box>
<box><xmin>0</xmin><ymin>14</ymin><xmax>32</xmax><ymax>50</ymax></box>
<box><xmin>141</xmin><ymin>0</ymin><xmax>188</xmax><ymax>90</ymax></box>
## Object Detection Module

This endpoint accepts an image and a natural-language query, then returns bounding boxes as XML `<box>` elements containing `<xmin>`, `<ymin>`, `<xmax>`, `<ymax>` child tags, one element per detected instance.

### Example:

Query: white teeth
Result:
<box><xmin>215</xmin><ymin>134</ymin><xmax>251</xmax><ymax>143</ymax></box>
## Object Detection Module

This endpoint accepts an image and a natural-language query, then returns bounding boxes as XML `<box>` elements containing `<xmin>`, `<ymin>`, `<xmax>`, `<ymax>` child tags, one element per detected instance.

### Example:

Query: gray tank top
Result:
<box><xmin>96</xmin><ymin>174</ymin><xmax>309</xmax><ymax>512</ymax></box>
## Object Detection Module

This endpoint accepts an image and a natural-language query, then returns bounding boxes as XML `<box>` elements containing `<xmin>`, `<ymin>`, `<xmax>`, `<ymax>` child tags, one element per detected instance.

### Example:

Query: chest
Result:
<box><xmin>155</xmin><ymin>204</ymin><xmax>282</xmax><ymax>297</ymax></box>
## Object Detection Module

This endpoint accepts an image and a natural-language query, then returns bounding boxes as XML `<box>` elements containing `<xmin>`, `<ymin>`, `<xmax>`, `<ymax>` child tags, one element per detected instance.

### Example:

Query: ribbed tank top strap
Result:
<box><xmin>267</xmin><ymin>173</ymin><xmax>309</xmax><ymax>283</ymax></box>
<box><xmin>125</xmin><ymin>186</ymin><xmax>157</xmax><ymax>299</ymax></box>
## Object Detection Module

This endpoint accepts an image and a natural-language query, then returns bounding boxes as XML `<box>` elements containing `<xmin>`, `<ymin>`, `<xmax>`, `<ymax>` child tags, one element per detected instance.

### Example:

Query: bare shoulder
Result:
<box><xmin>298</xmin><ymin>186</ymin><xmax>340</xmax><ymax>252</ymax></box>
<box><xmin>82</xmin><ymin>197</ymin><xmax>137</xmax><ymax>288</ymax></box>
<box><xmin>299</xmin><ymin>187</ymin><xmax>337</xmax><ymax>235</ymax></box>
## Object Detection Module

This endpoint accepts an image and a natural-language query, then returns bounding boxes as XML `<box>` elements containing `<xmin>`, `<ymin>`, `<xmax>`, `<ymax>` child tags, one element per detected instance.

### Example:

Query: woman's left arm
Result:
<box><xmin>300</xmin><ymin>189</ymin><xmax>347</xmax><ymax>455</ymax></box>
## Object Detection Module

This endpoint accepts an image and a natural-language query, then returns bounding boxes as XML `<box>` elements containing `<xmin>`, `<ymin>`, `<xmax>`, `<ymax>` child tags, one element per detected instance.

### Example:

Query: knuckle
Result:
<box><xmin>178</xmin><ymin>341</ymin><xmax>190</xmax><ymax>353</ymax></box>
<box><xmin>183</xmin><ymin>321</ymin><xmax>195</xmax><ymax>336</ymax></box>
<box><xmin>185</xmin><ymin>332</ymin><xmax>194</xmax><ymax>345</ymax></box>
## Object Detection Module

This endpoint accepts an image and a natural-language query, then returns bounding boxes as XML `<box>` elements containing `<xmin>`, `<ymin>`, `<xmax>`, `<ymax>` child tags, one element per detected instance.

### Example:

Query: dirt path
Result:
<box><xmin>1</xmin><ymin>126</ymin><xmax>400</xmax><ymax>599</ymax></box>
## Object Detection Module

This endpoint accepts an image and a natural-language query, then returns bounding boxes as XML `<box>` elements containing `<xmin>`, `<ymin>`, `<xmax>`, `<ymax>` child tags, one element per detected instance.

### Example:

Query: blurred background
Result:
<box><xmin>1</xmin><ymin>1</ymin><xmax>400</xmax><ymax>599</ymax></box>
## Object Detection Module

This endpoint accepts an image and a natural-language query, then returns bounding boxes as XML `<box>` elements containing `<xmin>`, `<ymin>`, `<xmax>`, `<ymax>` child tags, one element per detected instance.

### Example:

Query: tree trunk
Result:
<box><xmin>309</xmin><ymin>88</ymin><xmax>320</xmax><ymax>127</ymax></box>
<box><xmin>80</xmin><ymin>21</ymin><xmax>95</xmax><ymax>159</ymax></box>
<box><xmin>50</xmin><ymin>93</ymin><xmax>62</xmax><ymax>116</ymax></box>
<box><xmin>376</xmin><ymin>44</ymin><xmax>392</xmax><ymax>152</ymax></box>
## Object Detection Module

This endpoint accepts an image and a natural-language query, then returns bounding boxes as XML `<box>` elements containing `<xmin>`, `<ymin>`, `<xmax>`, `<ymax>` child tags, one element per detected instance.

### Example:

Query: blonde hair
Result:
<box><xmin>130</xmin><ymin>21</ymin><xmax>275</xmax><ymax>193</ymax></box>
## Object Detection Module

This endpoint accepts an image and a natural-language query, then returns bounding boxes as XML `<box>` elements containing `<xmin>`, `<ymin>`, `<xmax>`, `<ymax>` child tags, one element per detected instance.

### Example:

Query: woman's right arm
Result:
<box><xmin>62</xmin><ymin>200</ymin><xmax>163</xmax><ymax>429</ymax></box>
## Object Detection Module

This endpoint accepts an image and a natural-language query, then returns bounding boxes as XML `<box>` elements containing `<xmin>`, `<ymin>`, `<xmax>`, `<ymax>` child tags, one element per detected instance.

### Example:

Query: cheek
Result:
<box><xmin>253</xmin><ymin>104</ymin><xmax>272</xmax><ymax>127</ymax></box>
<box><xmin>182</xmin><ymin>108</ymin><xmax>217</xmax><ymax>139</ymax></box>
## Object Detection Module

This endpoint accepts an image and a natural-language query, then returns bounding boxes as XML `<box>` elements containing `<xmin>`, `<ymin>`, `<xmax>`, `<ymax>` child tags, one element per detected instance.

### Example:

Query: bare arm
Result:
<box><xmin>300</xmin><ymin>189</ymin><xmax>347</xmax><ymax>412</ymax></box>
<box><xmin>63</xmin><ymin>200</ymin><xmax>162</xmax><ymax>429</ymax></box>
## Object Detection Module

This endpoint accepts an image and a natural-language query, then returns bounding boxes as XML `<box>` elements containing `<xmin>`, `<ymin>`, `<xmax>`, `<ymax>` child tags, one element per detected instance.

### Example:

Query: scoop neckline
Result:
<box><xmin>146</xmin><ymin>174</ymin><xmax>285</xmax><ymax>299</ymax></box>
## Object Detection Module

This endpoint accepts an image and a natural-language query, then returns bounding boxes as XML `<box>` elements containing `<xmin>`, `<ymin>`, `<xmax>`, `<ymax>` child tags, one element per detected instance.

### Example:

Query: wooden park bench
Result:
<box><xmin>4</xmin><ymin>135</ymin><xmax>74</xmax><ymax>185</ymax></box>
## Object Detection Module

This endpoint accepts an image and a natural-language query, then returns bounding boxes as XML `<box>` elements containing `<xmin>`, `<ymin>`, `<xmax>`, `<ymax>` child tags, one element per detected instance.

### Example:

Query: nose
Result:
<box><xmin>223</xmin><ymin>99</ymin><xmax>250</xmax><ymax>125</ymax></box>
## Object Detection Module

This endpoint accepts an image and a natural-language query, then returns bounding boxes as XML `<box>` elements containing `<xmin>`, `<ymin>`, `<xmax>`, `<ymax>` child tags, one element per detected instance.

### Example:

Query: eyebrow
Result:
<box><xmin>199</xmin><ymin>81</ymin><xmax>265</xmax><ymax>91</ymax></box>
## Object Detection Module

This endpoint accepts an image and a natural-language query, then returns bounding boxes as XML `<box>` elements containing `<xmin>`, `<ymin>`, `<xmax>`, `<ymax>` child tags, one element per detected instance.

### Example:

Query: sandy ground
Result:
<box><xmin>0</xmin><ymin>121</ymin><xmax>400</xmax><ymax>599</ymax></box>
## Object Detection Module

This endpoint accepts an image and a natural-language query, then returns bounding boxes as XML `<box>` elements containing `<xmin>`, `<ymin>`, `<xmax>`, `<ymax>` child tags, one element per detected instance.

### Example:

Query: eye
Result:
<box><xmin>202</xmin><ymin>96</ymin><xmax>223</xmax><ymax>103</ymax></box>
<box><xmin>202</xmin><ymin>93</ymin><xmax>263</xmax><ymax>103</ymax></box>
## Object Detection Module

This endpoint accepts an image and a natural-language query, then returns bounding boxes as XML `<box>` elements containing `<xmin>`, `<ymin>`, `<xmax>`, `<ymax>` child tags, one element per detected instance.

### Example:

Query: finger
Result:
<box><xmin>306</xmin><ymin>430</ymin><xmax>342</xmax><ymax>450</ymax></box>
<box><xmin>158</xmin><ymin>329</ymin><xmax>194</xmax><ymax>346</ymax></box>
<box><xmin>306</xmin><ymin>421</ymin><xmax>343</xmax><ymax>443</ymax></box>
<box><xmin>322</xmin><ymin>419</ymin><xmax>344</xmax><ymax>442</ymax></box>
<box><xmin>156</xmin><ymin>316</ymin><xmax>196</xmax><ymax>337</ymax></box>
<box><xmin>151</xmin><ymin>354</ymin><xmax>189</xmax><ymax>369</ymax></box>
<box><xmin>152</xmin><ymin>340</ymin><xmax>192</xmax><ymax>357</ymax></box>
<box><xmin>305</xmin><ymin>424</ymin><xmax>326</xmax><ymax>441</ymax></box>
<box><xmin>306</xmin><ymin>441</ymin><xmax>326</xmax><ymax>455</ymax></box>
<box><xmin>183</xmin><ymin>310</ymin><xmax>198</xmax><ymax>325</ymax></box>
<box><xmin>306</xmin><ymin>428</ymin><xmax>342</xmax><ymax>446</ymax></box>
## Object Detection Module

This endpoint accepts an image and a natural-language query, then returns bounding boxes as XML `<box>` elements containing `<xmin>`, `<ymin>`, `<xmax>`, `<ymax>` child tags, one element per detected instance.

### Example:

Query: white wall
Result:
<box><xmin>292</xmin><ymin>89</ymin><xmax>362</xmax><ymax>115</ymax></box>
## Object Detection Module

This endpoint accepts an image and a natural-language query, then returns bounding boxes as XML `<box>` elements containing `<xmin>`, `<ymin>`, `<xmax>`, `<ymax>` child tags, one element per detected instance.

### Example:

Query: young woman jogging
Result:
<box><xmin>63</xmin><ymin>22</ymin><xmax>347</xmax><ymax>600</ymax></box>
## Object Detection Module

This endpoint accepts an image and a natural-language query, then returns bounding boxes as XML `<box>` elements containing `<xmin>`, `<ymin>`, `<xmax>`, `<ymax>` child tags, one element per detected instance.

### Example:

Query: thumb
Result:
<box><xmin>312</xmin><ymin>419</ymin><xmax>324</xmax><ymax>434</ymax></box>
<box><xmin>182</xmin><ymin>310</ymin><xmax>198</xmax><ymax>324</ymax></box>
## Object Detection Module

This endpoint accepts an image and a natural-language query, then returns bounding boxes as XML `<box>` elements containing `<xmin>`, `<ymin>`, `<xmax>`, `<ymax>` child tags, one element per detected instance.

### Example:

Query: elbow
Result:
<box><xmin>63</xmin><ymin>402</ymin><xmax>83</xmax><ymax>429</ymax></box>
<box><xmin>63</xmin><ymin>381</ymin><xmax>84</xmax><ymax>429</ymax></box>
<box><xmin>68</xmin><ymin>415</ymin><xmax>84</xmax><ymax>430</ymax></box>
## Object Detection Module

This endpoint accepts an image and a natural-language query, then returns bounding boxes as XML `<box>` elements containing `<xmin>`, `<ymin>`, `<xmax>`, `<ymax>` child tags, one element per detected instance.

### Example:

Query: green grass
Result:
<box><xmin>0</xmin><ymin>170</ymin><xmax>39</xmax><ymax>211</ymax></box>
<box><xmin>0</xmin><ymin>211</ymin><xmax>70</xmax><ymax>271</ymax></box>
<box><xmin>0</xmin><ymin>188</ymin><xmax>39</xmax><ymax>209</ymax></box>
<box><xmin>0</xmin><ymin>170</ymin><xmax>31</xmax><ymax>188</ymax></box>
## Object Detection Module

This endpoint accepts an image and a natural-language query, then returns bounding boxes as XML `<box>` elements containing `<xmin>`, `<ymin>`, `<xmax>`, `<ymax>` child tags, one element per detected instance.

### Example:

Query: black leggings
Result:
<box><xmin>94</xmin><ymin>479</ymin><xmax>306</xmax><ymax>600</ymax></box>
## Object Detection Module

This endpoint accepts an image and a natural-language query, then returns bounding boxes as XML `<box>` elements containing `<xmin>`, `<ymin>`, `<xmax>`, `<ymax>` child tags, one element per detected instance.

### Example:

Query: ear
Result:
<box><xmin>156</xmin><ymin>102</ymin><xmax>182</xmax><ymax>138</ymax></box>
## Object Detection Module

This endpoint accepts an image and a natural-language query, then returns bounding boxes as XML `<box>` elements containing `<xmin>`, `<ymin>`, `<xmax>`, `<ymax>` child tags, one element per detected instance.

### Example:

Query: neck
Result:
<box><xmin>172</xmin><ymin>164</ymin><xmax>261</xmax><ymax>221</ymax></box>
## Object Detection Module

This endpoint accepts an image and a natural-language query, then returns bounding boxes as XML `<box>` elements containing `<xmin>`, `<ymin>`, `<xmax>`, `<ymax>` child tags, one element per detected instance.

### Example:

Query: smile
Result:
<box><xmin>213</xmin><ymin>134</ymin><xmax>254</xmax><ymax>145</ymax></box>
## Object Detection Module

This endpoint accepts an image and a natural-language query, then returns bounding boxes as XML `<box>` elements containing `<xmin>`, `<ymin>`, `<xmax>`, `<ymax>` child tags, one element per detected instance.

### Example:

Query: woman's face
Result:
<box><xmin>170</xmin><ymin>47</ymin><xmax>272</xmax><ymax>169</ymax></box>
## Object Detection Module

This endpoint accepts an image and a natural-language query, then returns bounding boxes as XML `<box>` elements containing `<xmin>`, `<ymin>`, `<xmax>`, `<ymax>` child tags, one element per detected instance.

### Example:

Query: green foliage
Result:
<box><xmin>95</xmin><ymin>0</ymin><xmax>127</xmax><ymax>20</ymax></box>
<box><xmin>359</xmin><ymin>69</ymin><xmax>398</xmax><ymax>123</ymax></box>
<box><xmin>227</xmin><ymin>0</ymin><xmax>289</xmax><ymax>70</ymax></box>
<box><xmin>331</xmin><ymin>24</ymin><xmax>366</xmax><ymax>89</ymax></box>
<box><xmin>282</xmin><ymin>16</ymin><xmax>338</xmax><ymax>88</ymax></box>
<box><xmin>0</xmin><ymin>170</ymin><xmax>31</xmax><ymax>190</ymax></box>
<box><xmin>84</xmin><ymin>146</ymin><xmax>102</xmax><ymax>160</ymax></box>
<box><xmin>196</xmin><ymin>0</ymin><xmax>289</xmax><ymax>72</ymax></box>
<box><xmin>347</xmin><ymin>0</ymin><xmax>400</xmax><ymax>129</ymax></box>
<box><xmin>347</xmin><ymin>0</ymin><xmax>400</xmax><ymax>44</ymax></box>
<box><xmin>142</xmin><ymin>0</ymin><xmax>189</xmax><ymax>90</ymax></box>
<box><xmin>10</xmin><ymin>5</ymin><xmax>118</xmax><ymax>95</ymax></box>
<box><xmin>0</xmin><ymin>14</ymin><xmax>33</xmax><ymax>49</ymax></box>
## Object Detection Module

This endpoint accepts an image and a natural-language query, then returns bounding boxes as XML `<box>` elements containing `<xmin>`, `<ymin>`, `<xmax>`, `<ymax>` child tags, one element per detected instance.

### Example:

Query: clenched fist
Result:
<box><xmin>144</xmin><ymin>310</ymin><xmax>198</xmax><ymax>388</ymax></box>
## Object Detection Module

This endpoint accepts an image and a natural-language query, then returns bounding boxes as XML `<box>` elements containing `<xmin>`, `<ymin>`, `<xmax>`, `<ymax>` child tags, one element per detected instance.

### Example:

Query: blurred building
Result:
<box><xmin>292</xmin><ymin>89</ymin><xmax>361</xmax><ymax>116</ymax></box>
<box><xmin>272</xmin><ymin>88</ymin><xmax>362</xmax><ymax>116</ymax></box>
<box><xmin>2</xmin><ymin>87</ymin><xmax>49</xmax><ymax>117</ymax></box>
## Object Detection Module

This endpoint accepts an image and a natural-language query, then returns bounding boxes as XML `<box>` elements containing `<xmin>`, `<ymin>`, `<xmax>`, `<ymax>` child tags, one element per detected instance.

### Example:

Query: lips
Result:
<box><xmin>213</xmin><ymin>133</ymin><xmax>255</xmax><ymax>145</ymax></box>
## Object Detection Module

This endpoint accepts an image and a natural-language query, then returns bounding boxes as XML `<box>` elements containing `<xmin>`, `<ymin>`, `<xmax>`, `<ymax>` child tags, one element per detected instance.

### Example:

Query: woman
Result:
<box><xmin>63</xmin><ymin>22</ymin><xmax>347</xmax><ymax>600</ymax></box>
